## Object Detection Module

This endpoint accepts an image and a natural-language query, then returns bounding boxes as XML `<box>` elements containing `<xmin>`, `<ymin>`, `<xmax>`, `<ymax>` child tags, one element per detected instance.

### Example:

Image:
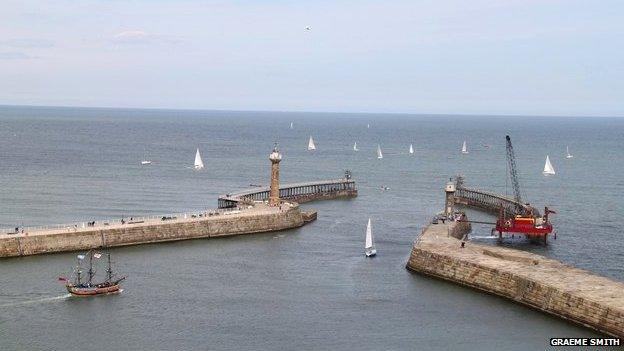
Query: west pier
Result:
<box><xmin>406</xmin><ymin>180</ymin><xmax>624</xmax><ymax>337</ymax></box>
<box><xmin>0</xmin><ymin>145</ymin><xmax>356</xmax><ymax>258</ymax></box>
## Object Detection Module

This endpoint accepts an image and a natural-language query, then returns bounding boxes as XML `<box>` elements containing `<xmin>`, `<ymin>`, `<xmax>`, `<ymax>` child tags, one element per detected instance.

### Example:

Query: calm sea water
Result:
<box><xmin>0</xmin><ymin>106</ymin><xmax>622</xmax><ymax>350</ymax></box>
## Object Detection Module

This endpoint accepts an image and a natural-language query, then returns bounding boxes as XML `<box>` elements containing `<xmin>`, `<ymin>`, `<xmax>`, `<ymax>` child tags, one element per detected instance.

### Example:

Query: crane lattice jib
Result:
<box><xmin>505</xmin><ymin>135</ymin><xmax>524</xmax><ymax>214</ymax></box>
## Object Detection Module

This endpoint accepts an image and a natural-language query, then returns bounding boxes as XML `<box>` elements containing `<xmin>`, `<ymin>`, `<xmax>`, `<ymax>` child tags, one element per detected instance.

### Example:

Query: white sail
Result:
<box><xmin>367</xmin><ymin>123</ymin><xmax>370</xmax><ymax>129</ymax></box>
<box><xmin>353</xmin><ymin>142</ymin><xmax>359</xmax><ymax>151</ymax></box>
<box><xmin>308</xmin><ymin>136</ymin><xmax>316</xmax><ymax>150</ymax></box>
<box><xmin>194</xmin><ymin>148</ymin><xmax>204</xmax><ymax>169</ymax></box>
<box><xmin>141</xmin><ymin>147</ymin><xmax>151</xmax><ymax>165</ymax></box>
<box><xmin>290</xmin><ymin>122</ymin><xmax>293</xmax><ymax>129</ymax></box>
<box><xmin>365</xmin><ymin>219</ymin><xmax>373</xmax><ymax>248</ymax></box>
<box><xmin>365</xmin><ymin>218</ymin><xmax>376</xmax><ymax>257</ymax></box>
<box><xmin>461</xmin><ymin>140</ymin><xmax>468</xmax><ymax>154</ymax></box>
<box><xmin>409</xmin><ymin>144</ymin><xmax>414</xmax><ymax>154</ymax></box>
<box><xmin>543</xmin><ymin>155</ymin><xmax>555</xmax><ymax>175</ymax></box>
<box><xmin>566</xmin><ymin>146</ymin><xmax>573</xmax><ymax>159</ymax></box>
<box><xmin>377</xmin><ymin>144</ymin><xmax>383</xmax><ymax>159</ymax></box>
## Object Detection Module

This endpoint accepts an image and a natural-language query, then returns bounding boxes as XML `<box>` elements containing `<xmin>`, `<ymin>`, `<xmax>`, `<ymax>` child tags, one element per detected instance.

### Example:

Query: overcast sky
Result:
<box><xmin>1</xmin><ymin>0</ymin><xmax>623</xmax><ymax>116</ymax></box>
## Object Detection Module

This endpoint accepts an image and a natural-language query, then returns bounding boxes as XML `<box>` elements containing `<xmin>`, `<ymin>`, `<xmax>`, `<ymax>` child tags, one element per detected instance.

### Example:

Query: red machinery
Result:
<box><xmin>494</xmin><ymin>136</ymin><xmax>556</xmax><ymax>243</ymax></box>
<box><xmin>495</xmin><ymin>206</ymin><xmax>556</xmax><ymax>243</ymax></box>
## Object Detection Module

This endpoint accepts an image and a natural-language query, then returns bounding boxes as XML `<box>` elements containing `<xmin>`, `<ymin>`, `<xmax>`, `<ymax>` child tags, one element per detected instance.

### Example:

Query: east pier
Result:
<box><xmin>406</xmin><ymin>181</ymin><xmax>624</xmax><ymax>337</ymax></box>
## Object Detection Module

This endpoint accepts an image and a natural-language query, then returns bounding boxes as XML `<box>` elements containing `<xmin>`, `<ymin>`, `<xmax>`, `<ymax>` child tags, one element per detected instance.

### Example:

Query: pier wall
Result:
<box><xmin>0</xmin><ymin>205</ymin><xmax>306</xmax><ymax>258</ymax></box>
<box><xmin>407</xmin><ymin>221</ymin><xmax>624</xmax><ymax>337</ymax></box>
<box><xmin>285</xmin><ymin>189</ymin><xmax>357</xmax><ymax>204</ymax></box>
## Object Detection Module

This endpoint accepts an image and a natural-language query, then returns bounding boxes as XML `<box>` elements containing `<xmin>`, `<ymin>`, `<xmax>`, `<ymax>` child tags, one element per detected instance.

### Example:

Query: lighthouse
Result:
<box><xmin>269</xmin><ymin>143</ymin><xmax>282</xmax><ymax>206</ymax></box>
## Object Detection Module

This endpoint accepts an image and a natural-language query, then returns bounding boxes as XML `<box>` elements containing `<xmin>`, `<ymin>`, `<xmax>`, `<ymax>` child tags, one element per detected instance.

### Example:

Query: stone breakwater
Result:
<box><xmin>406</xmin><ymin>220</ymin><xmax>624</xmax><ymax>337</ymax></box>
<box><xmin>0</xmin><ymin>203</ymin><xmax>313</xmax><ymax>258</ymax></box>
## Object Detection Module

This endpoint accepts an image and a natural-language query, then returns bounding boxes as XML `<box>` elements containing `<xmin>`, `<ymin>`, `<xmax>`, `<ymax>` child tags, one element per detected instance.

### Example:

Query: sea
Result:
<box><xmin>0</xmin><ymin>105</ymin><xmax>622</xmax><ymax>350</ymax></box>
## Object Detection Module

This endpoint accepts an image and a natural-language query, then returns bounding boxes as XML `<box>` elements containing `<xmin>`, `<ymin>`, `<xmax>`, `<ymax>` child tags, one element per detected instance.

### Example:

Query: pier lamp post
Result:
<box><xmin>269</xmin><ymin>143</ymin><xmax>282</xmax><ymax>206</ymax></box>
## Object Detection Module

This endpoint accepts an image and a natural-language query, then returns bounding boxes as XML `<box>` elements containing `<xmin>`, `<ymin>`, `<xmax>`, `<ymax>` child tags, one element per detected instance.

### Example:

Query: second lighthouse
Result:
<box><xmin>269</xmin><ymin>143</ymin><xmax>282</xmax><ymax>206</ymax></box>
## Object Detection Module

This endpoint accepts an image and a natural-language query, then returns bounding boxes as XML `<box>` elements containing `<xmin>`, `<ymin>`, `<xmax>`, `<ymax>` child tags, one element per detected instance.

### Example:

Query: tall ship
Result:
<box><xmin>63</xmin><ymin>250</ymin><xmax>126</xmax><ymax>296</ymax></box>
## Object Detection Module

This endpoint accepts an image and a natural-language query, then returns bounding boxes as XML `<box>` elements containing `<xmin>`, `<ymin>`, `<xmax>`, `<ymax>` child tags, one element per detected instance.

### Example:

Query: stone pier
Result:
<box><xmin>0</xmin><ymin>203</ymin><xmax>312</xmax><ymax>258</ymax></box>
<box><xmin>406</xmin><ymin>220</ymin><xmax>624</xmax><ymax>337</ymax></box>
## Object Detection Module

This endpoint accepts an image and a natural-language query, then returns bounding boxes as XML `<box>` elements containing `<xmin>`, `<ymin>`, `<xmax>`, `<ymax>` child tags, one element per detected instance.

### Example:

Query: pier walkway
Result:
<box><xmin>218</xmin><ymin>175</ymin><xmax>357</xmax><ymax>209</ymax></box>
<box><xmin>0</xmin><ymin>203</ymin><xmax>311</xmax><ymax>257</ymax></box>
<box><xmin>454</xmin><ymin>179</ymin><xmax>539</xmax><ymax>216</ymax></box>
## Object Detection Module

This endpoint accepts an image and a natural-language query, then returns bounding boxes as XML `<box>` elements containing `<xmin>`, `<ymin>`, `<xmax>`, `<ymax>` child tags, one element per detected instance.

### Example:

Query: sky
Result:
<box><xmin>1</xmin><ymin>0</ymin><xmax>623</xmax><ymax>116</ymax></box>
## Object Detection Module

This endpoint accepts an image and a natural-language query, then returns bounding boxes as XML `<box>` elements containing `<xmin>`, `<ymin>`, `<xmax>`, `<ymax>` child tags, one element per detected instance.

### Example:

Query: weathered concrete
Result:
<box><xmin>0</xmin><ymin>203</ymin><xmax>312</xmax><ymax>258</ymax></box>
<box><xmin>406</xmin><ymin>220</ymin><xmax>624</xmax><ymax>337</ymax></box>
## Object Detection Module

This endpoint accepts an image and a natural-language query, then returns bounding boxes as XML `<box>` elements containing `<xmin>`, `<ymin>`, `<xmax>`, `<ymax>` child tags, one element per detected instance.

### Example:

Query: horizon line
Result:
<box><xmin>0</xmin><ymin>103</ymin><xmax>622</xmax><ymax>119</ymax></box>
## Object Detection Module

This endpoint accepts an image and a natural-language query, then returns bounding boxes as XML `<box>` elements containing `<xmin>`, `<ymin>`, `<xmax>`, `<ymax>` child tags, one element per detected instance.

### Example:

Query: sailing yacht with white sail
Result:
<box><xmin>353</xmin><ymin>142</ymin><xmax>359</xmax><ymax>151</ymax></box>
<box><xmin>543</xmin><ymin>155</ymin><xmax>555</xmax><ymax>175</ymax></box>
<box><xmin>308</xmin><ymin>136</ymin><xmax>316</xmax><ymax>151</ymax></box>
<box><xmin>141</xmin><ymin>148</ymin><xmax>152</xmax><ymax>165</ymax></box>
<box><xmin>409</xmin><ymin>144</ymin><xmax>414</xmax><ymax>154</ymax></box>
<box><xmin>194</xmin><ymin>148</ymin><xmax>204</xmax><ymax>170</ymax></box>
<box><xmin>290</xmin><ymin>122</ymin><xmax>294</xmax><ymax>129</ymax></box>
<box><xmin>377</xmin><ymin>144</ymin><xmax>383</xmax><ymax>159</ymax></box>
<box><xmin>461</xmin><ymin>141</ymin><xmax>468</xmax><ymax>154</ymax></box>
<box><xmin>566</xmin><ymin>146</ymin><xmax>573</xmax><ymax>159</ymax></box>
<box><xmin>365</xmin><ymin>218</ymin><xmax>376</xmax><ymax>257</ymax></box>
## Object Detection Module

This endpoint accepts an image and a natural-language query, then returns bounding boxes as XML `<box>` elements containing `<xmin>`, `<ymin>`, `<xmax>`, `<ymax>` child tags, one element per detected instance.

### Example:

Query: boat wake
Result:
<box><xmin>0</xmin><ymin>294</ymin><xmax>71</xmax><ymax>308</ymax></box>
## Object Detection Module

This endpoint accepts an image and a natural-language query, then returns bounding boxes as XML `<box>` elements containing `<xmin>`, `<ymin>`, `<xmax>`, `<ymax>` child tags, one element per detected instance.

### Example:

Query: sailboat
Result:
<box><xmin>365</xmin><ymin>218</ymin><xmax>376</xmax><ymax>257</ymax></box>
<box><xmin>62</xmin><ymin>251</ymin><xmax>126</xmax><ymax>296</ymax></box>
<box><xmin>367</xmin><ymin>123</ymin><xmax>370</xmax><ymax>129</ymax></box>
<box><xmin>290</xmin><ymin>122</ymin><xmax>294</xmax><ymax>129</ymax></box>
<box><xmin>543</xmin><ymin>155</ymin><xmax>556</xmax><ymax>176</ymax></box>
<box><xmin>461</xmin><ymin>141</ymin><xmax>468</xmax><ymax>154</ymax></box>
<box><xmin>566</xmin><ymin>146</ymin><xmax>573</xmax><ymax>159</ymax></box>
<box><xmin>308</xmin><ymin>136</ymin><xmax>316</xmax><ymax>151</ymax></box>
<box><xmin>409</xmin><ymin>144</ymin><xmax>414</xmax><ymax>154</ymax></box>
<box><xmin>353</xmin><ymin>142</ymin><xmax>359</xmax><ymax>151</ymax></box>
<box><xmin>194</xmin><ymin>148</ymin><xmax>204</xmax><ymax>170</ymax></box>
<box><xmin>377</xmin><ymin>144</ymin><xmax>383</xmax><ymax>159</ymax></box>
<box><xmin>141</xmin><ymin>148</ymin><xmax>151</xmax><ymax>165</ymax></box>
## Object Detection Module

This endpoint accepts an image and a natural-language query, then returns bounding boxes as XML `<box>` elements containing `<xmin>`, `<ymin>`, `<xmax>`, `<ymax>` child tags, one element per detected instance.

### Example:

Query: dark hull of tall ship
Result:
<box><xmin>66</xmin><ymin>281</ymin><xmax>123</xmax><ymax>296</ymax></box>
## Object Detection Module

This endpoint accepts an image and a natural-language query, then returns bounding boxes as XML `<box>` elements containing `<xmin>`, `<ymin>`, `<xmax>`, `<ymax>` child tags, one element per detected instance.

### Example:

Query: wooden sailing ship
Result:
<box><xmin>64</xmin><ymin>250</ymin><xmax>126</xmax><ymax>296</ymax></box>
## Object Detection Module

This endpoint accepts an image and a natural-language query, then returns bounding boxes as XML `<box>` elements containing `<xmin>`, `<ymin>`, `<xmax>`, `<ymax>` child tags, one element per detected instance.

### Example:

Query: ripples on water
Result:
<box><xmin>0</xmin><ymin>106</ymin><xmax>620</xmax><ymax>350</ymax></box>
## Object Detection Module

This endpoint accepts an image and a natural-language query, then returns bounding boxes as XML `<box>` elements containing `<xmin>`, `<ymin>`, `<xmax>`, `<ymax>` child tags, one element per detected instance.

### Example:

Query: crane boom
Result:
<box><xmin>505</xmin><ymin>135</ymin><xmax>523</xmax><ymax>214</ymax></box>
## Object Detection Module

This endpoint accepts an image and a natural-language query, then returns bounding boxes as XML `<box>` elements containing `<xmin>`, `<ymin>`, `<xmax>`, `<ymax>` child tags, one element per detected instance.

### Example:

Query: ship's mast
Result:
<box><xmin>76</xmin><ymin>267</ymin><xmax>82</xmax><ymax>285</ymax></box>
<box><xmin>106</xmin><ymin>253</ymin><xmax>113</xmax><ymax>283</ymax></box>
<box><xmin>87</xmin><ymin>250</ymin><xmax>94</xmax><ymax>286</ymax></box>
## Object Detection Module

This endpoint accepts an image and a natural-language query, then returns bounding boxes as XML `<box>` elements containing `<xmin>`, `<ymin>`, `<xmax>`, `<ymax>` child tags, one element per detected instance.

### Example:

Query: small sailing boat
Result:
<box><xmin>566</xmin><ymin>146</ymin><xmax>573</xmax><ymax>159</ymax></box>
<box><xmin>290</xmin><ymin>122</ymin><xmax>294</xmax><ymax>129</ymax></box>
<box><xmin>308</xmin><ymin>136</ymin><xmax>316</xmax><ymax>151</ymax></box>
<box><xmin>62</xmin><ymin>251</ymin><xmax>126</xmax><ymax>296</ymax></box>
<box><xmin>194</xmin><ymin>148</ymin><xmax>204</xmax><ymax>170</ymax></box>
<box><xmin>141</xmin><ymin>148</ymin><xmax>151</xmax><ymax>165</ymax></box>
<box><xmin>377</xmin><ymin>144</ymin><xmax>383</xmax><ymax>159</ymax></box>
<box><xmin>365</xmin><ymin>218</ymin><xmax>376</xmax><ymax>257</ymax></box>
<box><xmin>353</xmin><ymin>142</ymin><xmax>359</xmax><ymax>151</ymax></box>
<box><xmin>543</xmin><ymin>155</ymin><xmax>556</xmax><ymax>175</ymax></box>
<box><xmin>409</xmin><ymin>144</ymin><xmax>414</xmax><ymax>154</ymax></box>
<box><xmin>461</xmin><ymin>140</ymin><xmax>468</xmax><ymax>154</ymax></box>
<box><xmin>367</xmin><ymin>123</ymin><xmax>370</xmax><ymax>129</ymax></box>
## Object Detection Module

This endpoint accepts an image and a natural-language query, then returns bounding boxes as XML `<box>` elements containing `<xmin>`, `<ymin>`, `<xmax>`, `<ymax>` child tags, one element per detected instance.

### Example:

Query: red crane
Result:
<box><xmin>494</xmin><ymin>135</ymin><xmax>556</xmax><ymax>243</ymax></box>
